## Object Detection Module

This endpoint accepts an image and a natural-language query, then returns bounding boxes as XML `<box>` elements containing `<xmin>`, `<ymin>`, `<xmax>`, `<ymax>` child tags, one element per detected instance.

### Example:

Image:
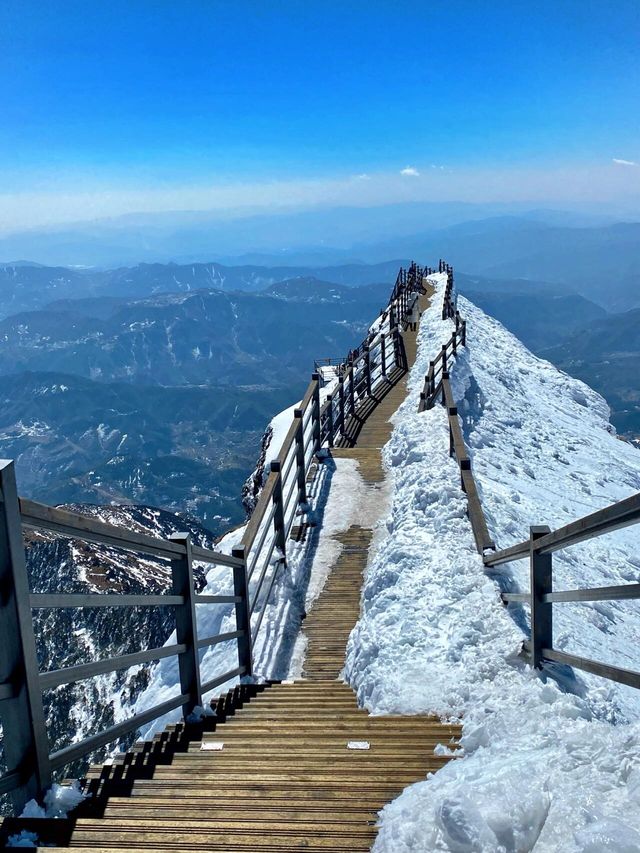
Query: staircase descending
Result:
<box><xmin>1</xmin><ymin>278</ymin><xmax>462</xmax><ymax>851</ymax></box>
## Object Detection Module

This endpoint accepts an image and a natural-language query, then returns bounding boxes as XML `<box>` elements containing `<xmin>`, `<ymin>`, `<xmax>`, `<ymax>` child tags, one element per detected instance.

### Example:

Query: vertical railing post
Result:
<box><xmin>169</xmin><ymin>533</ymin><xmax>202</xmax><ymax>716</ymax></box>
<box><xmin>311</xmin><ymin>373</ymin><xmax>321</xmax><ymax>452</ymax></box>
<box><xmin>364</xmin><ymin>346</ymin><xmax>372</xmax><ymax>397</ymax></box>
<box><xmin>293</xmin><ymin>409</ymin><xmax>307</xmax><ymax>506</ymax></box>
<box><xmin>231</xmin><ymin>545</ymin><xmax>253</xmax><ymax>677</ymax></box>
<box><xmin>442</xmin><ymin>344</ymin><xmax>448</xmax><ymax>374</ymax></box>
<box><xmin>0</xmin><ymin>460</ymin><xmax>51</xmax><ymax>812</ymax></box>
<box><xmin>326</xmin><ymin>395</ymin><xmax>334</xmax><ymax>448</ymax></box>
<box><xmin>380</xmin><ymin>334</ymin><xmax>387</xmax><ymax>378</ymax></box>
<box><xmin>530</xmin><ymin>525</ymin><xmax>552</xmax><ymax>669</ymax></box>
<box><xmin>337</xmin><ymin>376</ymin><xmax>345</xmax><ymax>439</ymax></box>
<box><xmin>448</xmin><ymin>405</ymin><xmax>457</xmax><ymax>457</ymax></box>
<box><xmin>348</xmin><ymin>362</ymin><xmax>355</xmax><ymax>416</ymax></box>
<box><xmin>270</xmin><ymin>461</ymin><xmax>287</xmax><ymax>558</ymax></box>
<box><xmin>461</xmin><ymin>320</ymin><xmax>467</xmax><ymax>347</ymax></box>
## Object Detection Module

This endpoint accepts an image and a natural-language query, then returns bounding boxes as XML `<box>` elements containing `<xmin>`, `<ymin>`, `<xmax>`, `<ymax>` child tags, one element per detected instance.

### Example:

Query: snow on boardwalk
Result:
<box><xmin>346</xmin><ymin>273</ymin><xmax>640</xmax><ymax>852</ymax></box>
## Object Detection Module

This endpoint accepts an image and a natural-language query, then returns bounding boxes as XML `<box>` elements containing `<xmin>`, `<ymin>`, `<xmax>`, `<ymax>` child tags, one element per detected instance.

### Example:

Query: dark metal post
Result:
<box><xmin>231</xmin><ymin>545</ymin><xmax>253</xmax><ymax>677</ymax></box>
<box><xmin>270</xmin><ymin>461</ymin><xmax>287</xmax><ymax>558</ymax></box>
<box><xmin>530</xmin><ymin>525</ymin><xmax>553</xmax><ymax>669</ymax></box>
<box><xmin>364</xmin><ymin>346</ymin><xmax>372</xmax><ymax>396</ymax></box>
<box><xmin>293</xmin><ymin>409</ymin><xmax>307</xmax><ymax>505</ymax></box>
<box><xmin>380</xmin><ymin>334</ymin><xmax>387</xmax><ymax>378</ymax></box>
<box><xmin>0</xmin><ymin>460</ymin><xmax>51</xmax><ymax>811</ymax></box>
<box><xmin>326</xmin><ymin>394</ymin><xmax>334</xmax><ymax>448</ymax></box>
<box><xmin>448</xmin><ymin>411</ymin><xmax>456</xmax><ymax>457</ymax></box>
<box><xmin>348</xmin><ymin>362</ymin><xmax>355</xmax><ymax>415</ymax></box>
<box><xmin>442</xmin><ymin>344</ymin><xmax>448</xmax><ymax>374</ymax></box>
<box><xmin>461</xmin><ymin>320</ymin><xmax>467</xmax><ymax>347</ymax></box>
<box><xmin>169</xmin><ymin>533</ymin><xmax>202</xmax><ymax>716</ymax></box>
<box><xmin>337</xmin><ymin>377</ymin><xmax>345</xmax><ymax>439</ymax></box>
<box><xmin>311</xmin><ymin>373</ymin><xmax>321</xmax><ymax>452</ymax></box>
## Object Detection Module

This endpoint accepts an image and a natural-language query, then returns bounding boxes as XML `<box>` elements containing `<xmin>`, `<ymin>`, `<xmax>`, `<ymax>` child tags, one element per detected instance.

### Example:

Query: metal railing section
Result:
<box><xmin>484</xmin><ymin>497</ymin><xmax>640</xmax><ymax>690</ymax></box>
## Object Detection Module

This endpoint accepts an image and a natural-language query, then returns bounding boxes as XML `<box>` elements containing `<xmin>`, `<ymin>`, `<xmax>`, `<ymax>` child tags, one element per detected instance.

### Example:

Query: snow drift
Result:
<box><xmin>345</xmin><ymin>273</ymin><xmax>640</xmax><ymax>851</ymax></box>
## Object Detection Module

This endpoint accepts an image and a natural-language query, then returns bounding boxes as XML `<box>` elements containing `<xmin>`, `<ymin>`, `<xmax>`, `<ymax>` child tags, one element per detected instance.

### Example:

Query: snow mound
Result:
<box><xmin>345</xmin><ymin>273</ymin><xmax>640</xmax><ymax>851</ymax></box>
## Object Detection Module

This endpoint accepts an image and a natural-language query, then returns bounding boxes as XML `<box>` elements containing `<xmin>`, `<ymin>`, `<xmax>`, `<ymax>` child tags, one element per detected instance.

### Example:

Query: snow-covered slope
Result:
<box><xmin>345</xmin><ymin>274</ymin><xmax>640</xmax><ymax>851</ymax></box>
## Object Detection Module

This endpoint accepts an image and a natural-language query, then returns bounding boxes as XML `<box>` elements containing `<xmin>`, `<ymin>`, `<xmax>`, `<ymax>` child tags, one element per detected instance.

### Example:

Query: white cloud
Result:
<box><xmin>612</xmin><ymin>158</ymin><xmax>638</xmax><ymax>166</ymax></box>
<box><xmin>400</xmin><ymin>166</ymin><xmax>420</xmax><ymax>177</ymax></box>
<box><xmin>353</xmin><ymin>173</ymin><xmax>371</xmax><ymax>180</ymax></box>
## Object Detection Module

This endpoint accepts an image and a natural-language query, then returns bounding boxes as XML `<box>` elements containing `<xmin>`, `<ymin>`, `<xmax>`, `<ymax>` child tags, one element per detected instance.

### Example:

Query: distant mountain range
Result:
<box><xmin>2</xmin><ymin>213</ymin><xmax>638</xmax><ymax>312</ymax></box>
<box><xmin>0</xmin><ymin>279</ymin><xmax>389</xmax><ymax>385</ymax></box>
<box><xmin>0</xmin><ymin>276</ymin><xmax>391</xmax><ymax>533</ymax></box>
<box><xmin>0</xmin><ymin>260</ymin><xmax>400</xmax><ymax>319</ymax></box>
<box><xmin>1</xmin><ymin>248</ymin><xmax>639</xmax><ymax>536</ymax></box>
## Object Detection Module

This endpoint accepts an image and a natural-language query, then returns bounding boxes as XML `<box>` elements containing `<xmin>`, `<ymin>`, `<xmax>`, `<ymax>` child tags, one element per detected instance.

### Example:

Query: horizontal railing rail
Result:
<box><xmin>0</xmin><ymin>260</ymin><xmax>430</xmax><ymax>813</ymax></box>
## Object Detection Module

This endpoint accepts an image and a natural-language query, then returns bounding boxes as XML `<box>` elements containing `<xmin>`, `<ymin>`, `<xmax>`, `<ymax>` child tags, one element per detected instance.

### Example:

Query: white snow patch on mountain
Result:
<box><xmin>345</xmin><ymin>273</ymin><xmax>640</xmax><ymax>851</ymax></box>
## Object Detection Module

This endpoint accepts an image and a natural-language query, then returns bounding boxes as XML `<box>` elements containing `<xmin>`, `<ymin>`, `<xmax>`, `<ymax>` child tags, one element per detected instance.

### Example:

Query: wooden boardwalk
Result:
<box><xmin>10</xmin><ymin>285</ymin><xmax>462</xmax><ymax>851</ymax></box>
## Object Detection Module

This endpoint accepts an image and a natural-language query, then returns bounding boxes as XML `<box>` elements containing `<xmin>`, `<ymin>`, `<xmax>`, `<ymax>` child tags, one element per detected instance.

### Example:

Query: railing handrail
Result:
<box><xmin>20</xmin><ymin>497</ymin><xmax>239</xmax><ymax>568</ymax></box>
<box><xmin>485</xmin><ymin>491</ymin><xmax>640</xmax><ymax>566</ymax></box>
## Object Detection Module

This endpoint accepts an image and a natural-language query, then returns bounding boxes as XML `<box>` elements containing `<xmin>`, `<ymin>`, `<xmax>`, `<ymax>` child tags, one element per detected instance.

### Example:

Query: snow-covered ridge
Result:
<box><xmin>346</xmin><ymin>273</ymin><xmax>640</xmax><ymax>851</ymax></box>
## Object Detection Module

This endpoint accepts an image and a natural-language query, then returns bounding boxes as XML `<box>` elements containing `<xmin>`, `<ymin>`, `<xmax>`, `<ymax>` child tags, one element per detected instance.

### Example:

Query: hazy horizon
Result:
<box><xmin>2</xmin><ymin>1</ymin><xmax>638</xmax><ymax>241</ymax></box>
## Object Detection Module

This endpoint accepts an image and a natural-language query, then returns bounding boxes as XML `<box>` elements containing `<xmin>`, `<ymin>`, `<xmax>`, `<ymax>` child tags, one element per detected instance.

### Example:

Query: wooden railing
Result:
<box><xmin>0</xmin><ymin>262</ymin><xmax>426</xmax><ymax>812</ymax></box>
<box><xmin>423</xmin><ymin>263</ymin><xmax>640</xmax><ymax>694</ymax></box>
<box><xmin>417</xmin><ymin>265</ymin><xmax>493</xmax><ymax>554</ymax></box>
<box><xmin>484</xmin><ymin>496</ymin><xmax>640</xmax><ymax>689</ymax></box>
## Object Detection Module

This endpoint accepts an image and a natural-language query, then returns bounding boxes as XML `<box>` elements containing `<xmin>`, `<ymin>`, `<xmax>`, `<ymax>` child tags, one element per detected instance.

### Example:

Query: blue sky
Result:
<box><xmin>1</xmin><ymin>1</ymin><xmax>639</xmax><ymax>228</ymax></box>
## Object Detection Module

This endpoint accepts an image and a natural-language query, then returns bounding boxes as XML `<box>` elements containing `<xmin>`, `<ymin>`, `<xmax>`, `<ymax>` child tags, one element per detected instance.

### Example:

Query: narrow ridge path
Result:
<box><xmin>18</xmin><ymin>283</ymin><xmax>461</xmax><ymax>852</ymax></box>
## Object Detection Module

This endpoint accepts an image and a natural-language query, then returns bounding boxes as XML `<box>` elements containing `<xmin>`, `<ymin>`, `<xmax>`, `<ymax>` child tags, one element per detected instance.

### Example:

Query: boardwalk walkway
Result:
<box><xmin>10</xmin><ymin>285</ymin><xmax>461</xmax><ymax>851</ymax></box>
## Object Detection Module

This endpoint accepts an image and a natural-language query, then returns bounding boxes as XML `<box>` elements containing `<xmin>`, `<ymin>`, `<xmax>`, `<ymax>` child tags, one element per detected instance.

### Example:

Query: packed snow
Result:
<box><xmin>344</xmin><ymin>273</ymin><xmax>640</xmax><ymax>851</ymax></box>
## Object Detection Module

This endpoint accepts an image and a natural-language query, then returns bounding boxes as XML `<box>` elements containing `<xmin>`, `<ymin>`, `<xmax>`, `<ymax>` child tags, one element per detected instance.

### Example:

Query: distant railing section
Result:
<box><xmin>0</xmin><ymin>260</ymin><xmax>428</xmax><ymax>812</ymax></box>
<box><xmin>416</xmin><ymin>265</ymin><xmax>493</xmax><ymax>554</ymax></box>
